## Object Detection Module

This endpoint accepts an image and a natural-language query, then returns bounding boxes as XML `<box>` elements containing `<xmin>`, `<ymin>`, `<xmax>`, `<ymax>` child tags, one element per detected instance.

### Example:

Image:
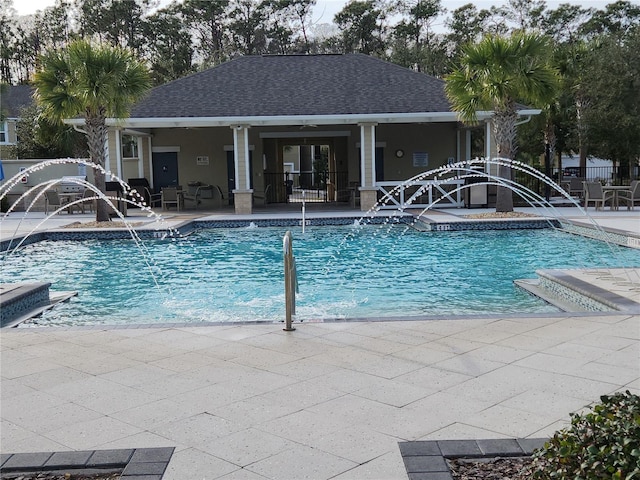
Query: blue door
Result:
<box><xmin>152</xmin><ymin>152</ymin><xmax>179</xmax><ymax>192</ymax></box>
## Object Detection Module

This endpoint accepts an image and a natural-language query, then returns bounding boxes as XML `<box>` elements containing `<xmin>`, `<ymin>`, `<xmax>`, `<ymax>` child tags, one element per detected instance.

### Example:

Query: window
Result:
<box><xmin>121</xmin><ymin>134</ymin><xmax>138</xmax><ymax>158</ymax></box>
<box><xmin>0</xmin><ymin>121</ymin><xmax>8</xmax><ymax>144</ymax></box>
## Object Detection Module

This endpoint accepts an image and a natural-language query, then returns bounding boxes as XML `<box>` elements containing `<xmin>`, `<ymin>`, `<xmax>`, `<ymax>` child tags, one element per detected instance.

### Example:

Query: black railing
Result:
<box><xmin>262</xmin><ymin>171</ymin><xmax>350</xmax><ymax>203</ymax></box>
<box><xmin>511</xmin><ymin>165</ymin><xmax>635</xmax><ymax>202</ymax></box>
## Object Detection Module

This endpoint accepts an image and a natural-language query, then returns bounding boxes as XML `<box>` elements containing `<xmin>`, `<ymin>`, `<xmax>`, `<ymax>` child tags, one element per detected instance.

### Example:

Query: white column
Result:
<box><xmin>485</xmin><ymin>121</ymin><xmax>492</xmax><ymax>160</ymax></box>
<box><xmin>244</xmin><ymin>126</ymin><xmax>251</xmax><ymax>190</ymax></box>
<box><xmin>359</xmin><ymin>123</ymin><xmax>377</xmax><ymax>187</ymax></box>
<box><xmin>114</xmin><ymin>130</ymin><xmax>122</xmax><ymax>181</ymax></box>
<box><xmin>137</xmin><ymin>137</ymin><xmax>144</xmax><ymax>178</ymax></box>
<box><xmin>232</xmin><ymin>126</ymin><xmax>241</xmax><ymax>190</ymax></box>
<box><xmin>231</xmin><ymin>125</ymin><xmax>251</xmax><ymax>190</ymax></box>
<box><xmin>104</xmin><ymin>134</ymin><xmax>111</xmax><ymax>179</ymax></box>
<box><xmin>147</xmin><ymin>136</ymin><xmax>154</xmax><ymax>187</ymax></box>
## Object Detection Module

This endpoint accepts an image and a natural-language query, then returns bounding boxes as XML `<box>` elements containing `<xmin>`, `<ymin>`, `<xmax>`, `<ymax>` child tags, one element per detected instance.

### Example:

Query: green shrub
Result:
<box><xmin>533</xmin><ymin>390</ymin><xmax>640</xmax><ymax>479</ymax></box>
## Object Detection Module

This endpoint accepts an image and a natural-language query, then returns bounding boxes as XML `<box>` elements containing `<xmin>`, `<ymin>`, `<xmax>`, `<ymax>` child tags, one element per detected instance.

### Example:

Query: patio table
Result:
<box><xmin>602</xmin><ymin>185</ymin><xmax>629</xmax><ymax>210</ymax></box>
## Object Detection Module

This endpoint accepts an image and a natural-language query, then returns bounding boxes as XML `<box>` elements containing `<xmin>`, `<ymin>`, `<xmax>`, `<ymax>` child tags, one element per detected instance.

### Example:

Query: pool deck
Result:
<box><xmin>1</xmin><ymin>206</ymin><xmax>639</xmax><ymax>479</ymax></box>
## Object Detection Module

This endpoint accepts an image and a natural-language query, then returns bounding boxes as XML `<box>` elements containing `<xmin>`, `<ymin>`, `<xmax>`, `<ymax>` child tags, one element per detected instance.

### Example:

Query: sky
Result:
<box><xmin>14</xmin><ymin>0</ymin><xmax>615</xmax><ymax>24</ymax></box>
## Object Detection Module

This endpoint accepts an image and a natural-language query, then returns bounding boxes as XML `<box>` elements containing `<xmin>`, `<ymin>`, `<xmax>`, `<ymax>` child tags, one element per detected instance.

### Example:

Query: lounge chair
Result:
<box><xmin>583</xmin><ymin>181</ymin><xmax>614</xmax><ymax>210</ymax></box>
<box><xmin>618</xmin><ymin>180</ymin><xmax>640</xmax><ymax>210</ymax></box>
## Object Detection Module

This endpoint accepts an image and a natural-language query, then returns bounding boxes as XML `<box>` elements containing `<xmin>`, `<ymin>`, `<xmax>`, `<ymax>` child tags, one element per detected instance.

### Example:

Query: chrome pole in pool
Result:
<box><xmin>301</xmin><ymin>190</ymin><xmax>306</xmax><ymax>234</ymax></box>
<box><xmin>283</xmin><ymin>230</ymin><xmax>296</xmax><ymax>331</ymax></box>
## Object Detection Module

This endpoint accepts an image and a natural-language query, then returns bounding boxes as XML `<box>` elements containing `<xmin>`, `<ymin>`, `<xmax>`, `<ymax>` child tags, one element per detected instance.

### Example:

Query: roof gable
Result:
<box><xmin>131</xmin><ymin>54</ymin><xmax>453</xmax><ymax>119</ymax></box>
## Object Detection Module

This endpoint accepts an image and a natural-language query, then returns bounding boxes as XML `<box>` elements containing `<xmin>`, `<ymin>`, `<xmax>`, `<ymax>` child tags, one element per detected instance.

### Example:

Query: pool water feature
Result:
<box><xmin>2</xmin><ymin>225</ymin><xmax>639</xmax><ymax>327</ymax></box>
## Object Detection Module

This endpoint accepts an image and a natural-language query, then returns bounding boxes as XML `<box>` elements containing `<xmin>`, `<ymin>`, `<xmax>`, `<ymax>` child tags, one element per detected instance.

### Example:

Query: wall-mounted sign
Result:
<box><xmin>196</xmin><ymin>156</ymin><xmax>209</xmax><ymax>166</ymax></box>
<box><xmin>413</xmin><ymin>152</ymin><xmax>428</xmax><ymax>167</ymax></box>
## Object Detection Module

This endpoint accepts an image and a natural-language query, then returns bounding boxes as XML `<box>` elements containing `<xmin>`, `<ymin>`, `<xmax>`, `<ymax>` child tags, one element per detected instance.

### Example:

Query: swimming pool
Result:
<box><xmin>2</xmin><ymin>224</ymin><xmax>638</xmax><ymax>326</ymax></box>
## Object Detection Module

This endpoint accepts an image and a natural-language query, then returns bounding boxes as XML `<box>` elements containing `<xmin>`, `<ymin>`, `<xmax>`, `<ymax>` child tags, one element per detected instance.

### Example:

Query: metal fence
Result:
<box><xmin>262</xmin><ymin>171</ymin><xmax>350</xmax><ymax>203</ymax></box>
<box><xmin>514</xmin><ymin>165</ymin><xmax>636</xmax><ymax>201</ymax></box>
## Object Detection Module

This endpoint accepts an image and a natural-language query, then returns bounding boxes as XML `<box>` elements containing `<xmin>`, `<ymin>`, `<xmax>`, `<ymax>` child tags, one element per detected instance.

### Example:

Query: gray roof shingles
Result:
<box><xmin>131</xmin><ymin>54</ymin><xmax>453</xmax><ymax>119</ymax></box>
<box><xmin>1</xmin><ymin>85</ymin><xmax>35</xmax><ymax>117</ymax></box>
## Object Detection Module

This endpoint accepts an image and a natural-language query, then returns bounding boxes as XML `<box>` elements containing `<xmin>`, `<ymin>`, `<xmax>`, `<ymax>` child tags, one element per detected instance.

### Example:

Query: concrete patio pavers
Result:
<box><xmin>1</xmin><ymin>312</ymin><xmax>639</xmax><ymax>479</ymax></box>
<box><xmin>1</xmin><ymin>206</ymin><xmax>639</xmax><ymax>479</ymax></box>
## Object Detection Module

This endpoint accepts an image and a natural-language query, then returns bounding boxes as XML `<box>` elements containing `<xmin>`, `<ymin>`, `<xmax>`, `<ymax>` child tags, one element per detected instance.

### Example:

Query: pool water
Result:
<box><xmin>3</xmin><ymin>225</ymin><xmax>638</xmax><ymax>326</ymax></box>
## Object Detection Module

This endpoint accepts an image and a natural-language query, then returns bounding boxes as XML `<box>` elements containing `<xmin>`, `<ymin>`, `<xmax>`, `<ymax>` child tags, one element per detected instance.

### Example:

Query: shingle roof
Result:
<box><xmin>1</xmin><ymin>85</ymin><xmax>35</xmax><ymax>117</ymax></box>
<box><xmin>131</xmin><ymin>54</ymin><xmax>453</xmax><ymax>119</ymax></box>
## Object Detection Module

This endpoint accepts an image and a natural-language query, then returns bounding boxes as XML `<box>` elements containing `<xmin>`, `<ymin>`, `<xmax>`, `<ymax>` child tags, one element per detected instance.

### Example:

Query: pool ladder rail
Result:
<box><xmin>283</xmin><ymin>231</ymin><xmax>298</xmax><ymax>331</ymax></box>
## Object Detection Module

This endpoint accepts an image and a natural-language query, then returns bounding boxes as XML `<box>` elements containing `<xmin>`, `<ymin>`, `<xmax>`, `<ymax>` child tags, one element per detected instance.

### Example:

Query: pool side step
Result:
<box><xmin>514</xmin><ymin>279</ymin><xmax>592</xmax><ymax>312</ymax></box>
<box><xmin>515</xmin><ymin>268</ymin><xmax>640</xmax><ymax>314</ymax></box>
<box><xmin>0</xmin><ymin>283</ymin><xmax>78</xmax><ymax>328</ymax></box>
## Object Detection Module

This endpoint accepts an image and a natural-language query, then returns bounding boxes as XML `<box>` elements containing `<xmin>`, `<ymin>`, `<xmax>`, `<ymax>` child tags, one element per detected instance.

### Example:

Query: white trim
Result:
<box><xmin>355</xmin><ymin>141</ymin><xmax>387</xmax><ymax>148</ymax></box>
<box><xmin>0</xmin><ymin>120</ymin><xmax>9</xmax><ymax>144</ymax></box>
<box><xmin>259</xmin><ymin>131</ymin><xmax>351</xmax><ymax>139</ymax></box>
<box><xmin>65</xmin><ymin>109</ymin><xmax>542</xmax><ymax>129</ymax></box>
<box><xmin>121</xmin><ymin>128</ymin><xmax>151</xmax><ymax>137</ymax></box>
<box><xmin>152</xmin><ymin>146</ymin><xmax>181</xmax><ymax>152</ymax></box>
<box><xmin>223</xmin><ymin>145</ymin><xmax>255</xmax><ymax>151</ymax></box>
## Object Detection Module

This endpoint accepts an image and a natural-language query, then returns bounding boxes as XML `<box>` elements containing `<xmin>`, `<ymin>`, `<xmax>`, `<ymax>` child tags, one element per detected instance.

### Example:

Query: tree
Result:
<box><xmin>179</xmin><ymin>0</ymin><xmax>230</xmax><ymax>67</ymax></box>
<box><xmin>0</xmin><ymin>0</ymin><xmax>16</xmax><ymax>83</ymax></box>
<box><xmin>334</xmin><ymin>0</ymin><xmax>386</xmax><ymax>55</ymax></box>
<box><xmin>444</xmin><ymin>4</ymin><xmax>491</xmax><ymax>65</ymax></box>
<box><xmin>388</xmin><ymin>0</ymin><xmax>443</xmax><ymax>73</ymax></box>
<box><xmin>33</xmin><ymin>39</ymin><xmax>151</xmax><ymax>222</ymax></box>
<box><xmin>583</xmin><ymin>28</ymin><xmax>640</xmax><ymax>176</ymax></box>
<box><xmin>228</xmin><ymin>0</ymin><xmax>268</xmax><ymax>55</ymax></box>
<box><xmin>445</xmin><ymin>32</ymin><xmax>559</xmax><ymax>212</ymax></box>
<box><xmin>144</xmin><ymin>7</ymin><xmax>194</xmax><ymax>84</ymax></box>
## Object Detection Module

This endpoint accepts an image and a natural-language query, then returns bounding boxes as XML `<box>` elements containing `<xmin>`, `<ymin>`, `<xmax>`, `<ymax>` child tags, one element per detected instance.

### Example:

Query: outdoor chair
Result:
<box><xmin>80</xmin><ymin>188</ymin><xmax>95</xmax><ymax>213</ymax></box>
<box><xmin>44</xmin><ymin>189</ymin><xmax>78</xmax><ymax>214</ymax></box>
<box><xmin>253</xmin><ymin>184</ymin><xmax>271</xmax><ymax>205</ymax></box>
<box><xmin>568</xmin><ymin>177</ymin><xmax>584</xmax><ymax>199</ymax></box>
<box><xmin>212</xmin><ymin>185</ymin><xmax>224</xmax><ymax>208</ymax></box>
<box><xmin>583</xmin><ymin>181</ymin><xmax>614</xmax><ymax>210</ymax></box>
<box><xmin>618</xmin><ymin>180</ymin><xmax>640</xmax><ymax>210</ymax></box>
<box><xmin>183</xmin><ymin>185</ymin><xmax>214</xmax><ymax>209</ymax></box>
<box><xmin>161</xmin><ymin>186</ymin><xmax>183</xmax><ymax>211</ymax></box>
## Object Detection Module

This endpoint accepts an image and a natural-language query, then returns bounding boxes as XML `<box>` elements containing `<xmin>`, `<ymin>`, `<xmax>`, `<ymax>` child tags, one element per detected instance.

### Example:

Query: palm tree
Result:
<box><xmin>33</xmin><ymin>39</ymin><xmax>151</xmax><ymax>222</ymax></box>
<box><xmin>445</xmin><ymin>32</ymin><xmax>559</xmax><ymax>212</ymax></box>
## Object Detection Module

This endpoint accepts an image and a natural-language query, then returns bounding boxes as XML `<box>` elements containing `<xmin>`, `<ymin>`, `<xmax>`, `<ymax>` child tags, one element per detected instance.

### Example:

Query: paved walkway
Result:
<box><xmin>1</xmin><ymin>206</ymin><xmax>639</xmax><ymax>479</ymax></box>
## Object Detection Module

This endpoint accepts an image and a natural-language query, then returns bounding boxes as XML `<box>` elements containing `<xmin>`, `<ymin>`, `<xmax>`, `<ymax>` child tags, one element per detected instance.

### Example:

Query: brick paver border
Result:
<box><xmin>0</xmin><ymin>447</ymin><xmax>174</xmax><ymax>479</ymax></box>
<box><xmin>398</xmin><ymin>438</ymin><xmax>547</xmax><ymax>480</ymax></box>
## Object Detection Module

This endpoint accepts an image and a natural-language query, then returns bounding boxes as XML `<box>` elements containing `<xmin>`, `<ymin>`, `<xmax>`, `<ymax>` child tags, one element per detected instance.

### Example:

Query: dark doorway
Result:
<box><xmin>152</xmin><ymin>152</ymin><xmax>179</xmax><ymax>192</ymax></box>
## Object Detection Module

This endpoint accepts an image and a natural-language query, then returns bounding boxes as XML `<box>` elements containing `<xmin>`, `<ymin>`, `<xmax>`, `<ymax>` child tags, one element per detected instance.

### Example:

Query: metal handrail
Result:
<box><xmin>283</xmin><ymin>230</ymin><xmax>297</xmax><ymax>331</ymax></box>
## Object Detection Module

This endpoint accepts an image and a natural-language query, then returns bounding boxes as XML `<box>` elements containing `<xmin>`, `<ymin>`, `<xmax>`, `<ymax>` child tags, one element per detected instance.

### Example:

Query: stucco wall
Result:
<box><xmin>376</xmin><ymin>123</ymin><xmax>459</xmax><ymax>181</ymax></box>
